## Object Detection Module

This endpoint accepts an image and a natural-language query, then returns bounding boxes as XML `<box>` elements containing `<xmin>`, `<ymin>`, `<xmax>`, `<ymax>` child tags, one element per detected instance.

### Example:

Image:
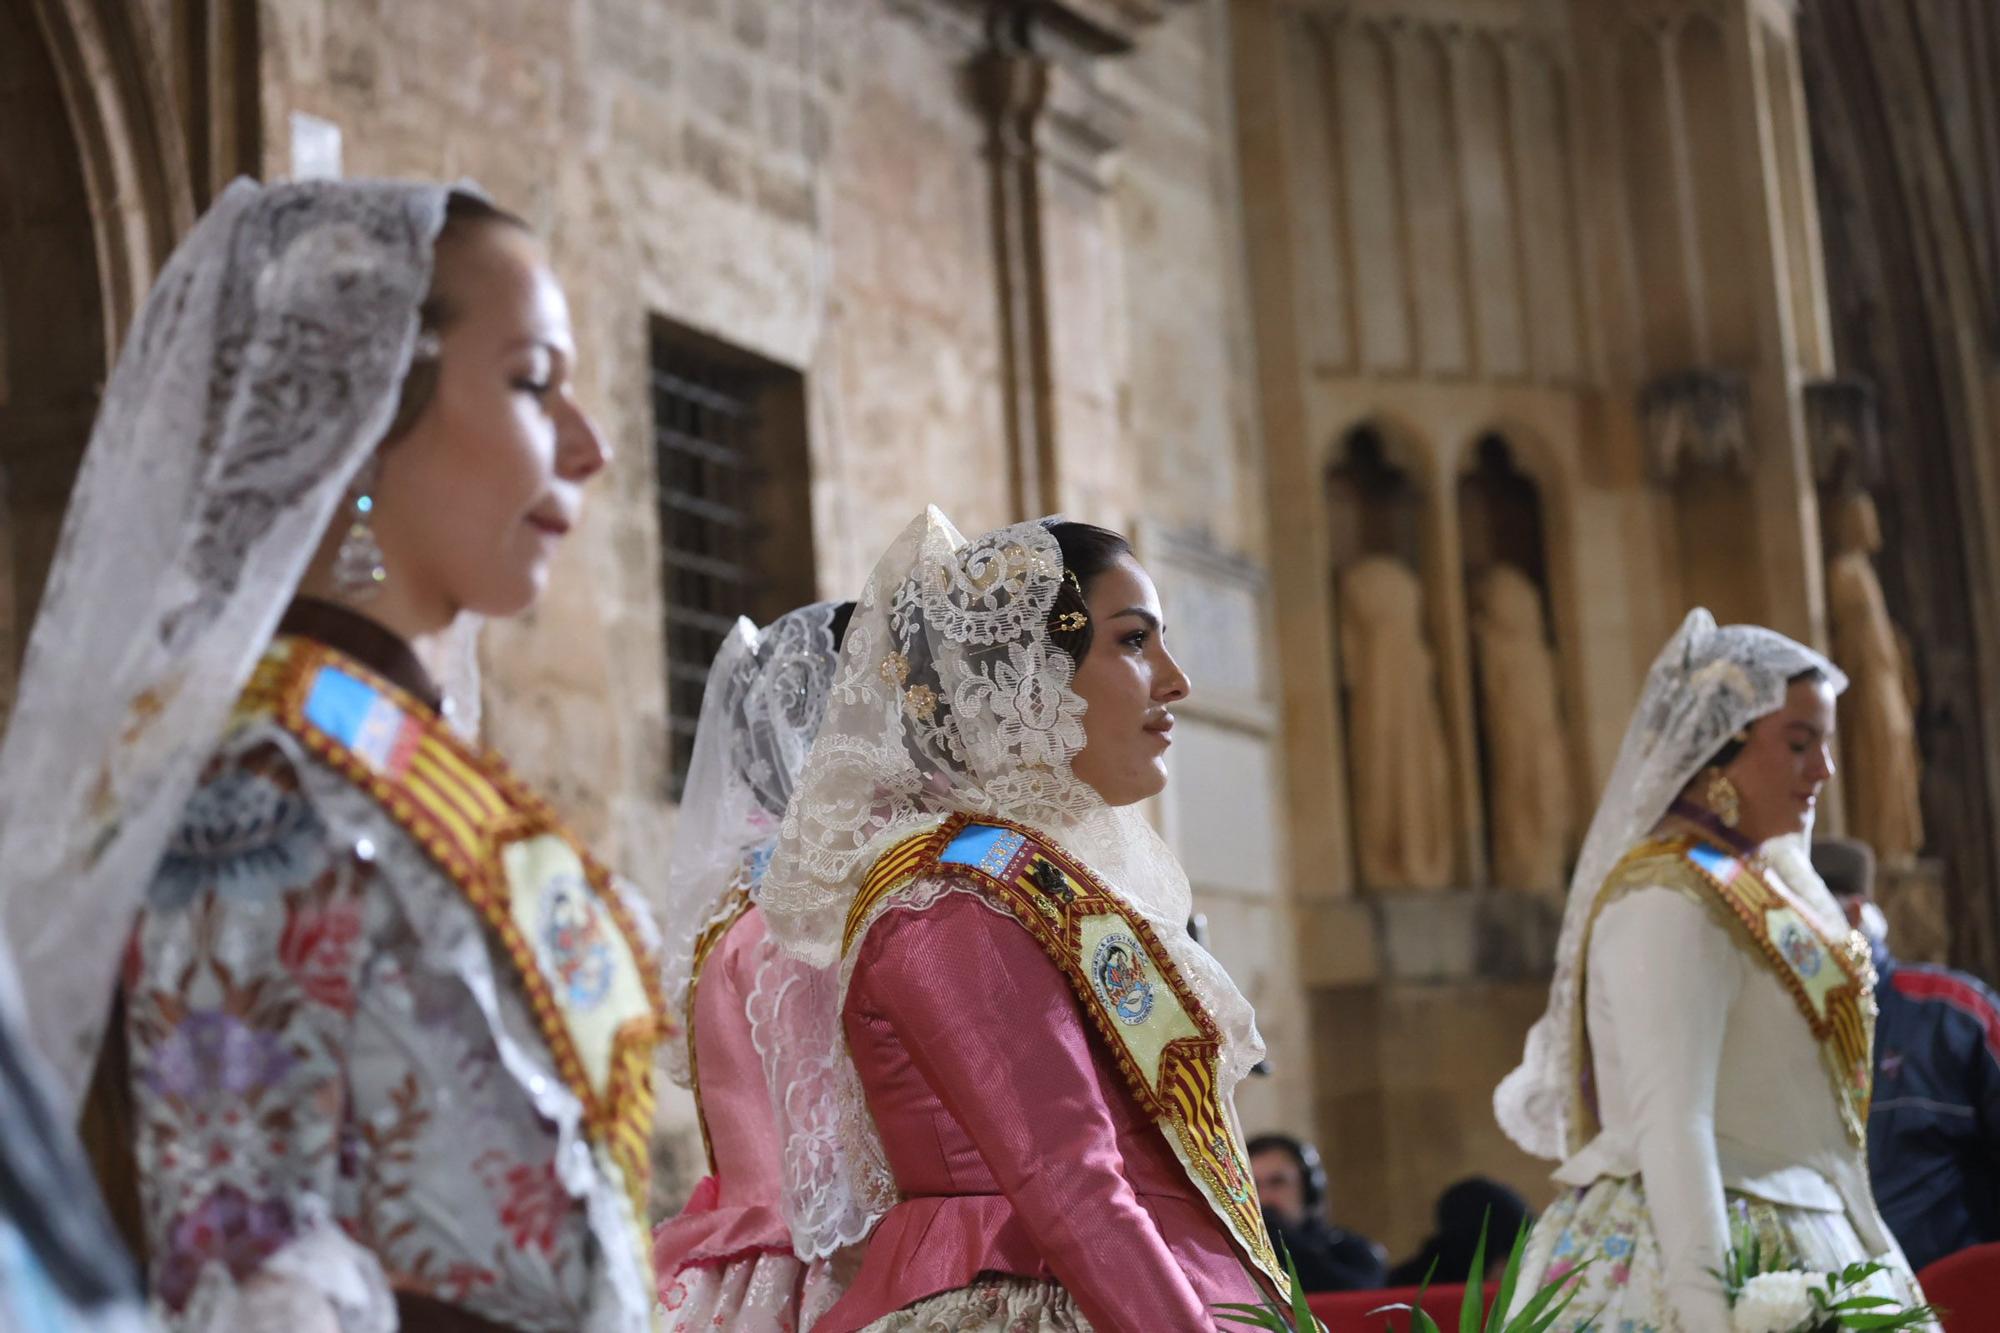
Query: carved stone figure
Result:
<box><xmin>1827</xmin><ymin>491</ymin><xmax>1924</xmax><ymax>862</ymax></box>
<box><xmin>1338</xmin><ymin>555</ymin><xmax>1454</xmax><ymax>890</ymax></box>
<box><xmin>1473</xmin><ymin>564</ymin><xmax>1574</xmax><ymax>894</ymax></box>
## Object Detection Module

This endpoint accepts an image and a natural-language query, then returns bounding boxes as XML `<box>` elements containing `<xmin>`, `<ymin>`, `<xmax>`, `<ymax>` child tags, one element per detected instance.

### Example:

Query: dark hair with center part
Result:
<box><xmin>381</xmin><ymin>191</ymin><xmax>533</xmax><ymax>446</ymax></box>
<box><xmin>1041</xmin><ymin>519</ymin><xmax>1133</xmax><ymax>663</ymax></box>
<box><xmin>1704</xmin><ymin>666</ymin><xmax>1828</xmax><ymax>772</ymax></box>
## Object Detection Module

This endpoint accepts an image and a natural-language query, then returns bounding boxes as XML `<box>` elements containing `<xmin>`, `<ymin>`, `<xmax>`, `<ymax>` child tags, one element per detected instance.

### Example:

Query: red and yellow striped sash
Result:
<box><xmin>237</xmin><ymin>637</ymin><xmax>667</xmax><ymax>1225</ymax></box>
<box><xmin>845</xmin><ymin>813</ymin><xmax>1288</xmax><ymax>1298</ymax></box>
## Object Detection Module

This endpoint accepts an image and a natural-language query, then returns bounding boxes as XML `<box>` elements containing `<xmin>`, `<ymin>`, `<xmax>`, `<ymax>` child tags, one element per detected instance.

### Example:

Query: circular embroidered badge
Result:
<box><xmin>1778</xmin><ymin>920</ymin><xmax>1823</xmax><ymax>977</ymax></box>
<box><xmin>1092</xmin><ymin>933</ymin><xmax>1155</xmax><ymax>1026</ymax></box>
<box><xmin>538</xmin><ymin>875</ymin><xmax>615</xmax><ymax>1010</ymax></box>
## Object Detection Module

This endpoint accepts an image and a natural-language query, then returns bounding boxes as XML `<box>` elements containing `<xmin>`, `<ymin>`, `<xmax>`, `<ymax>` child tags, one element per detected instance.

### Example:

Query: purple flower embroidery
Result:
<box><xmin>144</xmin><ymin>1010</ymin><xmax>294</xmax><ymax>1100</ymax></box>
<box><xmin>155</xmin><ymin>1185</ymin><xmax>295</xmax><ymax>1311</ymax></box>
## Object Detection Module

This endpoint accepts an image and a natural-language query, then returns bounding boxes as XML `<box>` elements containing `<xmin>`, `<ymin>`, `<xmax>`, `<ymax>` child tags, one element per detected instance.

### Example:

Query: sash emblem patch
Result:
<box><xmin>1093</xmin><ymin>933</ymin><xmax>1155</xmax><ymax>1026</ymax></box>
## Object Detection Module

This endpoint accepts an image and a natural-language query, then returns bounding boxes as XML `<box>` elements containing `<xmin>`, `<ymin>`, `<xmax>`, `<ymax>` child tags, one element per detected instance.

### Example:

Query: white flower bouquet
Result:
<box><xmin>1718</xmin><ymin>1228</ymin><xmax>1939</xmax><ymax>1333</ymax></box>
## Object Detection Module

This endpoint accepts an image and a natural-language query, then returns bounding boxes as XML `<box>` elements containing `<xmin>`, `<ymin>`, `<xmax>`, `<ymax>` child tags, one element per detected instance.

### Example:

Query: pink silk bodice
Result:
<box><xmin>816</xmin><ymin>887</ymin><xmax>1263</xmax><ymax>1333</ymax></box>
<box><xmin>652</xmin><ymin>906</ymin><xmax>792</xmax><ymax>1275</ymax></box>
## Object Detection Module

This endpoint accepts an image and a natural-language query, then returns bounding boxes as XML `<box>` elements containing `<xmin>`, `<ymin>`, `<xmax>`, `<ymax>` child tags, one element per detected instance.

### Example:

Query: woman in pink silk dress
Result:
<box><xmin>759</xmin><ymin>510</ymin><xmax>1296</xmax><ymax>1332</ymax></box>
<box><xmin>653</xmin><ymin>601</ymin><xmax>855</xmax><ymax>1330</ymax></box>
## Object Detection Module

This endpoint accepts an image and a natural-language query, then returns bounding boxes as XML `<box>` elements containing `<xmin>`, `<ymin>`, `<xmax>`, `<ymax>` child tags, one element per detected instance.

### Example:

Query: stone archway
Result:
<box><xmin>0</xmin><ymin>0</ymin><xmax>112</xmax><ymax>705</ymax></box>
<box><xmin>0</xmin><ymin>0</ymin><xmax>255</xmax><ymax>712</ymax></box>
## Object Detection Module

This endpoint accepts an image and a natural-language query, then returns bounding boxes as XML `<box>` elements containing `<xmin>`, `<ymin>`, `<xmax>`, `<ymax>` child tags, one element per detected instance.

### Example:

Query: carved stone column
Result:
<box><xmin>974</xmin><ymin>15</ymin><xmax>1060</xmax><ymax>518</ymax></box>
<box><xmin>964</xmin><ymin>0</ymin><xmax>1187</xmax><ymax>517</ymax></box>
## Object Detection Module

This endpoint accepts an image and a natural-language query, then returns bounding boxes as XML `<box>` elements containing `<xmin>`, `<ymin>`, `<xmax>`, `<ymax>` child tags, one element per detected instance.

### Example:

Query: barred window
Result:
<box><xmin>650</xmin><ymin>319</ymin><xmax>815</xmax><ymax>798</ymax></box>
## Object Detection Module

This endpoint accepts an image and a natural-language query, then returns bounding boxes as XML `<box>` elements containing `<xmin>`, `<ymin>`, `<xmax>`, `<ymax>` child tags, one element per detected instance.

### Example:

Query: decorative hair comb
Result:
<box><xmin>1056</xmin><ymin>610</ymin><xmax>1088</xmax><ymax>632</ymax></box>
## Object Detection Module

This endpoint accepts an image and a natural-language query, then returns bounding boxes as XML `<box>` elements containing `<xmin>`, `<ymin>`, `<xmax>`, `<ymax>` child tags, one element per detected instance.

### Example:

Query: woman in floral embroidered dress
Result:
<box><xmin>651</xmin><ymin>600</ymin><xmax>855</xmax><ymax>1331</ymax></box>
<box><xmin>758</xmin><ymin>510</ymin><xmax>1287</xmax><ymax>1333</ymax></box>
<box><xmin>1494</xmin><ymin>610</ymin><xmax>1932</xmax><ymax>1332</ymax></box>
<box><xmin>0</xmin><ymin>180</ymin><xmax>661</xmax><ymax>1333</ymax></box>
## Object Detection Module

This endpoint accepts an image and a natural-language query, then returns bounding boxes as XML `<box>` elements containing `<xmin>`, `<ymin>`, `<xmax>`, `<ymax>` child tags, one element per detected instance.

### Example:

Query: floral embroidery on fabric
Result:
<box><xmin>865</xmin><ymin>1273</ymin><xmax>1096</xmax><ymax>1331</ymax></box>
<box><xmin>142</xmin><ymin>1009</ymin><xmax>296</xmax><ymax>1103</ymax></box>
<box><xmin>127</xmin><ymin>733</ymin><xmax>629</xmax><ymax>1332</ymax></box>
<box><xmin>152</xmin><ymin>746</ymin><xmax>329</xmax><ymax>910</ymax></box>
<box><xmin>1512</xmin><ymin>1175</ymin><xmax>1931</xmax><ymax>1332</ymax></box>
<box><xmin>486</xmin><ymin>1155</ymin><xmax>570</xmax><ymax>1256</ymax></box>
<box><xmin>277</xmin><ymin>889</ymin><xmax>364</xmax><ymax>1017</ymax></box>
<box><xmin>972</xmin><ymin>638</ymin><xmax>1085</xmax><ymax>771</ymax></box>
<box><xmin>152</xmin><ymin>1186</ymin><xmax>295</xmax><ymax>1313</ymax></box>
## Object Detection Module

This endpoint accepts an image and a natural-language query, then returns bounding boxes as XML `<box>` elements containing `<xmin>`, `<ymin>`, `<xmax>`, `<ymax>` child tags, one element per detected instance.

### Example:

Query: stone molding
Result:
<box><xmin>1804</xmin><ymin>376</ymin><xmax>1882</xmax><ymax>491</ymax></box>
<box><xmin>1640</xmin><ymin>368</ymin><xmax>1752</xmax><ymax>479</ymax></box>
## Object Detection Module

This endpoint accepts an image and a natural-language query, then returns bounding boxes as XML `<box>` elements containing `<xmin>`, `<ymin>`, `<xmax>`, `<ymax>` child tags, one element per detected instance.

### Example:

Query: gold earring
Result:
<box><xmin>1706</xmin><ymin>769</ymin><xmax>1742</xmax><ymax>828</ymax></box>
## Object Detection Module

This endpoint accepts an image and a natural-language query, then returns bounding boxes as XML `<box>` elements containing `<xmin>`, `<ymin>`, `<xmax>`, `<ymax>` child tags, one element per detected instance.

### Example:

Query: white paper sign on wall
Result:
<box><xmin>290</xmin><ymin>112</ymin><xmax>343</xmax><ymax>181</ymax></box>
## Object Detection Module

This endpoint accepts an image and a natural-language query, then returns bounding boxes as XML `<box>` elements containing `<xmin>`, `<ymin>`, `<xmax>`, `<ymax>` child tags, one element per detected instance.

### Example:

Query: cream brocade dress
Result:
<box><xmin>1509</xmin><ymin>835</ymin><xmax>1931</xmax><ymax>1333</ymax></box>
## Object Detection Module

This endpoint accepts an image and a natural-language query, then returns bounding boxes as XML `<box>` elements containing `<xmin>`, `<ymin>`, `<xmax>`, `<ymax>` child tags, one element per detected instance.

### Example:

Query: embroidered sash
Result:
<box><xmin>1580</xmin><ymin>834</ymin><xmax>1876</xmax><ymax>1147</ymax></box>
<box><xmin>236</xmin><ymin>638</ymin><xmax>667</xmax><ymax>1228</ymax></box>
<box><xmin>845</xmin><ymin>813</ymin><xmax>1290</xmax><ymax>1297</ymax></box>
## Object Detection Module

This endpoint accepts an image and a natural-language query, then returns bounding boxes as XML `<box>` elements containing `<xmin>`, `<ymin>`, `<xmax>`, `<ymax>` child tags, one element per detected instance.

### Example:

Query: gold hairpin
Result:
<box><xmin>1056</xmin><ymin>610</ymin><xmax>1089</xmax><ymax>632</ymax></box>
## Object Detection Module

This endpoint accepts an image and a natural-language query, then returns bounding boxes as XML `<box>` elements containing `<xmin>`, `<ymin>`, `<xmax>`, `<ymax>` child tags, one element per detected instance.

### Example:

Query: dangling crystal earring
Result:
<box><xmin>333</xmin><ymin>460</ymin><xmax>387</xmax><ymax>601</ymax></box>
<box><xmin>1706</xmin><ymin>769</ymin><xmax>1742</xmax><ymax>829</ymax></box>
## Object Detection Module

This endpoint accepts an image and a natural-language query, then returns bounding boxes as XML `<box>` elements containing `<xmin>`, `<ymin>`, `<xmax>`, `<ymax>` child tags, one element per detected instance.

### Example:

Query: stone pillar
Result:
<box><xmin>973</xmin><ymin>16</ymin><xmax>1060</xmax><ymax>518</ymax></box>
<box><xmin>966</xmin><ymin>0</ymin><xmax>1184</xmax><ymax>520</ymax></box>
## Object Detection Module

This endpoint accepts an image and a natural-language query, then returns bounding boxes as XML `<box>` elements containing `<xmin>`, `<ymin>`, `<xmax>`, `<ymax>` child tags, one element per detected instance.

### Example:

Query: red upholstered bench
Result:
<box><xmin>1917</xmin><ymin>1241</ymin><xmax>2000</xmax><ymax>1332</ymax></box>
<box><xmin>1305</xmin><ymin>1283</ymin><xmax>1492</xmax><ymax>1330</ymax></box>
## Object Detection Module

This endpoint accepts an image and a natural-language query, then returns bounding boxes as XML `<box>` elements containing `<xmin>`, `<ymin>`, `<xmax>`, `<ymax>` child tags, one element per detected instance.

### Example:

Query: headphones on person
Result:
<box><xmin>1246</xmin><ymin>1132</ymin><xmax>1328</xmax><ymax>1213</ymax></box>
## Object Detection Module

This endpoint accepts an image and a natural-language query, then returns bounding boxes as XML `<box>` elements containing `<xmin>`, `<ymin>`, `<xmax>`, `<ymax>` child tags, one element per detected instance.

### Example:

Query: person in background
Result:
<box><xmin>1815</xmin><ymin>837</ymin><xmax>2000</xmax><ymax>1271</ymax></box>
<box><xmin>651</xmin><ymin>601</ymin><xmax>856</xmax><ymax>1329</ymax></box>
<box><xmin>1248</xmin><ymin>1133</ymin><xmax>1387</xmax><ymax>1291</ymax></box>
<box><xmin>1385</xmin><ymin>1177</ymin><xmax>1531</xmax><ymax>1288</ymax></box>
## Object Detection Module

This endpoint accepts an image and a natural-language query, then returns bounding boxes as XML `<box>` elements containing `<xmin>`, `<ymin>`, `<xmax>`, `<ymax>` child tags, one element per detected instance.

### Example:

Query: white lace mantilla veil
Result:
<box><xmin>757</xmin><ymin>506</ymin><xmax>1266</xmax><ymax>1261</ymax></box>
<box><xmin>0</xmin><ymin>177</ymin><xmax>453</xmax><ymax>1112</ymax></box>
<box><xmin>657</xmin><ymin>600</ymin><xmax>845</xmax><ymax>1087</ymax></box>
<box><xmin>1493</xmin><ymin>607</ymin><xmax>1848</xmax><ymax>1162</ymax></box>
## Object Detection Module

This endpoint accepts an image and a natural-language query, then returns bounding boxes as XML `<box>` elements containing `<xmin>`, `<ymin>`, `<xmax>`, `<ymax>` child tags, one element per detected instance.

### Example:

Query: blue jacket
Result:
<box><xmin>1866</xmin><ymin>949</ymin><xmax>2000</xmax><ymax>1272</ymax></box>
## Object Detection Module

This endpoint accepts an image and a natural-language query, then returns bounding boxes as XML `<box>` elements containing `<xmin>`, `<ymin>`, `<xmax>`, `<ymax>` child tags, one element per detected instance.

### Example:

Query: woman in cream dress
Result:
<box><xmin>1495</xmin><ymin>610</ymin><xmax>1932</xmax><ymax>1332</ymax></box>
